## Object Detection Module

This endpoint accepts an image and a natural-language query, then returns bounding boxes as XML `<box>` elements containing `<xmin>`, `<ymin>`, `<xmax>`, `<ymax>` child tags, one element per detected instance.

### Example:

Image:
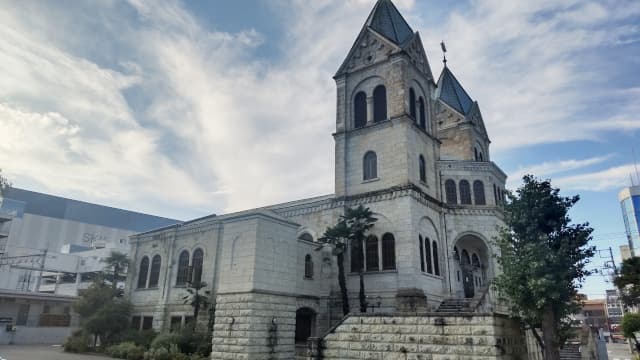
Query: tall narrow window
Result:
<box><xmin>472</xmin><ymin>253</ymin><xmax>480</xmax><ymax>267</ymax></box>
<box><xmin>473</xmin><ymin>180</ymin><xmax>486</xmax><ymax>205</ymax></box>
<box><xmin>304</xmin><ymin>254</ymin><xmax>314</xmax><ymax>279</ymax></box>
<box><xmin>148</xmin><ymin>255</ymin><xmax>161</xmax><ymax>288</ymax></box>
<box><xmin>409</xmin><ymin>88</ymin><xmax>416</xmax><ymax>119</ymax></box>
<box><xmin>419</xmin><ymin>236</ymin><xmax>425</xmax><ymax>272</ymax></box>
<box><xmin>373</xmin><ymin>85</ymin><xmax>387</xmax><ymax>122</ymax></box>
<box><xmin>493</xmin><ymin>184</ymin><xmax>498</xmax><ymax>205</ymax></box>
<box><xmin>363</xmin><ymin>151</ymin><xmax>377</xmax><ymax>180</ymax></box>
<box><xmin>176</xmin><ymin>250</ymin><xmax>190</xmax><ymax>285</ymax></box>
<box><xmin>425</xmin><ymin>237</ymin><xmax>432</xmax><ymax>274</ymax></box>
<box><xmin>137</xmin><ymin>256</ymin><xmax>149</xmax><ymax>289</ymax></box>
<box><xmin>354</xmin><ymin>91</ymin><xmax>367</xmax><ymax>128</ymax></box>
<box><xmin>192</xmin><ymin>248</ymin><xmax>204</xmax><ymax>284</ymax></box>
<box><xmin>445</xmin><ymin>179</ymin><xmax>457</xmax><ymax>204</ymax></box>
<box><xmin>350</xmin><ymin>240</ymin><xmax>362</xmax><ymax>273</ymax></box>
<box><xmin>459</xmin><ymin>180</ymin><xmax>472</xmax><ymax>205</ymax></box>
<box><xmin>381</xmin><ymin>233</ymin><xmax>395</xmax><ymax>270</ymax></box>
<box><xmin>419</xmin><ymin>155</ymin><xmax>426</xmax><ymax>183</ymax></box>
<box><xmin>432</xmin><ymin>241</ymin><xmax>440</xmax><ymax>276</ymax></box>
<box><xmin>365</xmin><ymin>235</ymin><xmax>379</xmax><ymax>271</ymax></box>
<box><xmin>474</xmin><ymin>148</ymin><xmax>479</xmax><ymax>161</ymax></box>
<box><xmin>418</xmin><ymin>97</ymin><xmax>426</xmax><ymax>129</ymax></box>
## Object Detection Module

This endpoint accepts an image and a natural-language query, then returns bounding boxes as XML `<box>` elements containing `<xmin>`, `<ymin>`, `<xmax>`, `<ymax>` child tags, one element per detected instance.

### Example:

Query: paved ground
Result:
<box><xmin>607</xmin><ymin>341</ymin><xmax>634</xmax><ymax>360</ymax></box>
<box><xmin>0</xmin><ymin>345</ymin><xmax>110</xmax><ymax>360</ymax></box>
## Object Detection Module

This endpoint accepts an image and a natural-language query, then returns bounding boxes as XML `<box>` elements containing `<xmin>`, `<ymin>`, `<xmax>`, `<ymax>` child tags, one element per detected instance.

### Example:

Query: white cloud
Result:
<box><xmin>552</xmin><ymin>164</ymin><xmax>639</xmax><ymax>192</ymax></box>
<box><xmin>507</xmin><ymin>155</ymin><xmax>614</xmax><ymax>188</ymax></box>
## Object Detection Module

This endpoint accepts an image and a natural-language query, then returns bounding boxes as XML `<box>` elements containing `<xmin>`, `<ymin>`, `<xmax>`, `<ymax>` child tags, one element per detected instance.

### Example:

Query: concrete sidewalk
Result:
<box><xmin>0</xmin><ymin>345</ymin><xmax>111</xmax><ymax>360</ymax></box>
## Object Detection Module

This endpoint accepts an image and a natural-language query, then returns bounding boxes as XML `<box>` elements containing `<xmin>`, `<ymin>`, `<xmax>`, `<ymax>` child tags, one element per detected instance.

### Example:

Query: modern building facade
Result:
<box><xmin>125</xmin><ymin>1</ymin><xmax>517</xmax><ymax>358</ymax></box>
<box><xmin>619</xmin><ymin>185</ymin><xmax>640</xmax><ymax>257</ymax></box>
<box><xmin>605</xmin><ymin>289</ymin><xmax>623</xmax><ymax>332</ymax></box>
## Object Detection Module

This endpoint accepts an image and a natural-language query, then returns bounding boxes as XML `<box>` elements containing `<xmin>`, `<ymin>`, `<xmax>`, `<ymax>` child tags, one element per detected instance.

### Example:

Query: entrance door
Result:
<box><xmin>462</xmin><ymin>270</ymin><xmax>475</xmax><ymax>298</ymax></box>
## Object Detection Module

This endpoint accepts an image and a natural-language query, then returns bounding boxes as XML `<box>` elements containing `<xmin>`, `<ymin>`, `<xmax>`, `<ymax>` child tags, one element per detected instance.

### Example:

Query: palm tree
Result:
<box><xmin>183</xmin><ymin>280</ymin><xmax>210</xmax><ymax>328</ymax></box>
<box><xmin>342</xmin><ymin>205</ymin><xmax>377</xmax><ymax>313</ymax></box>
<box><xmin>102</xmin><ymin>251</ymin><xmax>129</xmax><ymax>290</ymax></box>
<box><xmin>319</xmin><ymin>220</ymin><xmax>351</xmax><ymax>316</ymax></box>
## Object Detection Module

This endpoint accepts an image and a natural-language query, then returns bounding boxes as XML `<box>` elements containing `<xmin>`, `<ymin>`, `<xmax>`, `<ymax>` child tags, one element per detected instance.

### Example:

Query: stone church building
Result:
<box><xmin>125</xmin><ymin>1</ymin><xmax>526</xmax><ymax>358</ymax></box>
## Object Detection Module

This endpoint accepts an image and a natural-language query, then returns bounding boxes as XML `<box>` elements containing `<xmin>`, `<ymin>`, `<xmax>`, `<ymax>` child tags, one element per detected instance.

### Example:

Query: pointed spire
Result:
<box><xmin>437</xmin><ymin>67</ymin><xmax>474</xmax><ymax>115</ymax></box>
<box><xmin>365</xmin><ymin>0</ymin><xmax>414</xmax><ymax>45</ymax></box>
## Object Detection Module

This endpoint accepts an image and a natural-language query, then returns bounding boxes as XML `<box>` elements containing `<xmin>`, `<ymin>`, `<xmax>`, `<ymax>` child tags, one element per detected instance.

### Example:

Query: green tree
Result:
<box><xmin>493</xmin><ymin>175</ymin><xmax>595</xmax><ymax>360</ymax></box>
<box><xmin>621</xmin><ymin>313</ymin><xmax>640</xmax><ymax>352</ymax></box>
<box><xmin>73</xmin><ymin>278</ymin><xmax>132</xmax><ymax>348</ymax></box>
<box><xmin>102</xmin><ymin>251</ymin><xmax>129</xmax><ymax>290</ymax></box>
<box><xmin>319</xmin><ymin>220</ymin><xmax>351</xmax><ymax>316</ymax></box>
<box><xmin>319</xmin><ymin>205</ymin><xmax>377</xmax><ymax>315</ymax></box>
<box><xmin>182</xmin><ymin>280</ymin><xmax>210</xmax><ymax>328</ymax></box>
<box><xmin>614</xmin><ymin>257</ymin><xmax>640</xmax><ymax>308</ymax></box>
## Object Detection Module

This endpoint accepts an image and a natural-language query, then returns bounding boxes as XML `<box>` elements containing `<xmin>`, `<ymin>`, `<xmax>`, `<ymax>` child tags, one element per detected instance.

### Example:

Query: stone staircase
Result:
<box><xmin>436</xmin><ymin>298</ymin><xmax>473</xmax><ymax>312</ymax></box>
<box><xmin>559</xmin><ymin>343</ymin><xmax>581</xmax><ymax>360</ymax></box>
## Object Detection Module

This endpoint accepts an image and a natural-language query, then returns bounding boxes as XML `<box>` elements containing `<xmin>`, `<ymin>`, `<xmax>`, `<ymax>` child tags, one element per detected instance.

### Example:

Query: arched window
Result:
<box><xmin>381</xmin><ymin>233</ymin><xmax>396</xmax><ymax>270</ymax></box>
<box><xmin>354</xmin><ymin>91</ymin><xmax>367</xmax><ymax>128</ymax></box>
<box><xmin>192</xmin><ymin>248</ymin><xmax>204</xmax><ymax>284</ymax></box>
<box><xmin>445</xmin><ymin>179</ymin><xmax>457</xmax><ymax>204</ymax></box>
<box><xmin>350</xmin><ymin>239</ymin><xmax>362</xmax><ymax>273</ymax></box>
<box><xmin>473</xmin><ymin>180</ymin><xmax>486</xmax><ymax>205</ymax></box>
<box><xmin>148</xmin><ymin>255</ymin><xmax>161</xmax><ymax>288</ymax></box>
<box><xmin>418</xmin><ymin>97</ymin><xmax>426</xmax><ymax>129</ymax></box>
<box><xmin>493</xmin><ymin>184</ymin><xmax>498</xmax><ymax>205</ymax></box>
<box><xmin>472</xmin><ymin>253</ymin><xmax>480</xmax><ymax>267</ymax></box>
<box><xmin>453</xmin><ymin>246</ymin><xmax>460</xmax><ymax>261</ymax></box>
<box><xmin>298</xmin><ymin>233</ymin><xmax>313</xmax><ymax>242</ymax></box>
<box><xmin>137</xmin><ymin>256</ymin><xmax>149</xmax><ymax>289</ymax></box>
<box><xmin>432</xmin><ymin>241</ymin><xmax>440</xmax><ymax>276</ymax></box>
<box><xmin>304</xmin><ymin>254</ymin><xmax>314</xmax><ymax>279</ymax></box>
<box><xmin>176</xmin><ymin>250</ymin><xmax>190</xmax><ymax>285</ymax></box>
<box><xmin>365</xmin><ymin>235</ymin><xmax>379</xmax><ymax>271</ymax></box>
<box><xmin>461</xmin><ymin>250</ymin><xmax>471</xmax><ymax>265</ymax></box>
<box><xmin>363</xmin><ymin>151</ymin><xmax>377</xmax><ymax>180</ymax></box>
<box><xmin>474</xmin><ymin>148</ymin><xmax>478</xmax><ymax>161</ymax></box>
<box><xmin>419</xmin><ymin>236</ymin><xmax>425</xmax><ymax>272</ymax></box>
<box><xmin>459</xmin><ymin>180</ymin><xmax>472</xmax><ymax>205</ymax></box>
<box><xmin>419</xmin><ymin>155</ymin><xmax>426</xmax><ymax>183</ymax></box>
<box><xmin>373</xmin><ymin>85</ymin><xmax>387</xmax><ymax>122</ymax></box>
<box><xmin>409</xmin><ymin>88</ymin><xmax>416</xmax><ymax>119</ymax></box>
<box><xmin>424</xmin><ymin>237</ymin><xmax>432</xmax><ymax>274</ymax></box>
<box><xmin>479</xmin><ymin>152</ymin><xmax>484</xmax><ymax>161</ymax></box>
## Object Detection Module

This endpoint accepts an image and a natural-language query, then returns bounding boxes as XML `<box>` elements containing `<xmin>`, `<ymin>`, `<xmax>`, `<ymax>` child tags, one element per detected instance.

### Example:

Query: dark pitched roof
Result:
<box><xmin>437</xmin><ymin>67</ymin><xmax>474</xmax><ymax>115</ymax></box>
<box><xmin>366</xmin><ymin>0</ymin><xmax>414</xmax><ymax>45</ymax></box>
<box><xmin>1</xmin><ymin>187</ymin><xmax>182</xmax><ymax>232</ymax></box>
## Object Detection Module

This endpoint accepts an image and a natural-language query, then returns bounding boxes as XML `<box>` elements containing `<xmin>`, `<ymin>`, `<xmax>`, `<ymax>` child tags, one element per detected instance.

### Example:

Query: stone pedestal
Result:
<box><xmin>395</xmin><ymin>288</ymin><xmax>428</xmax><ymax>313</ymax></box>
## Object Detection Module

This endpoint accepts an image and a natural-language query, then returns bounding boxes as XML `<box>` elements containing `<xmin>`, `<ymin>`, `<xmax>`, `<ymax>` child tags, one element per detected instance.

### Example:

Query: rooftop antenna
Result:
<box><xmin>633</xmin><ymin>147</ymin><xmax>640</xmax><ymax>186</ymax></box>
<box><xmin>440</xmin><ymin>41</ymin><xmax>447</xmax><ymax>67</ymax></box>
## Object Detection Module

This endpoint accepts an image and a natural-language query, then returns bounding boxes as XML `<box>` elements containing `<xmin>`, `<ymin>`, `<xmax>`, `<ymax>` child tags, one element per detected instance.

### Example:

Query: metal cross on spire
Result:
<box><xmin>440</xmin><ymin>41</ymin><xmax>447</xmax><ymax>67</ymax></box>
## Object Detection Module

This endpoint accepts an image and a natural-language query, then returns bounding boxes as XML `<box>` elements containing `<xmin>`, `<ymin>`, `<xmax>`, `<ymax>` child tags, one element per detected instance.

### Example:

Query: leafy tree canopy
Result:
<box><xmin>614</xmin><ymin>257</ymin><xmax>640</xmax><ymax>307</ymax></box>
<box><xmin>494</xmin><ymin>175</ymin><xmax>595</xmax><ymax>359</ymax></box>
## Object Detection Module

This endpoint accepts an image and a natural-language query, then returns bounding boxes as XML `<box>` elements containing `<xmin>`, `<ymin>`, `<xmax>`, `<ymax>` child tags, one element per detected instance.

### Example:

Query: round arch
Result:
<box><xmin>295</xmin><ymin>307</ymin><xmax>317</xmax><ymax>345</ymax></box>
<box><xmin>451</xmin><ymin>232</ymin><xmax>493</xmax><ymax>298</ymax></box>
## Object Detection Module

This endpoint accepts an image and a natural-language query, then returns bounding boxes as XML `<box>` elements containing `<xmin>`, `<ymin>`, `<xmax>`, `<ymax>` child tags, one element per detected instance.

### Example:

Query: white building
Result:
<box><xmin>125</xmin><ymin>1</ymin><xmax>521</xmax><ymax>358</ymax></box>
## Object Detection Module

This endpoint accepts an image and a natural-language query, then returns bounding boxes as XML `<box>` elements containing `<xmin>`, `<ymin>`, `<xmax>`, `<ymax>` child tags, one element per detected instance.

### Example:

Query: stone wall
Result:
<box><xmin>320</xmin><ymin>313</ymin><xmax>528</xmax><ymax>360</ymax></box>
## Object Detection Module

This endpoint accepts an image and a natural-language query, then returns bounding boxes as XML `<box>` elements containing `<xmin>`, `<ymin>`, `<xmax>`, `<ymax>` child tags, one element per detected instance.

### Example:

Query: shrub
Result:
<box><xmin>106</xmin><ymin>341</ymin><xmax>145</xmax><ymax>359</ymax></box>
<box><xmin>126</xmin><ymin>346</ymin><xmax>145</xmax><ymax>360</ymax></box>
<box><xmin>149</xmin><ymin>332</ymin><xmax>181</xmax><ymax>351</ymax></box>
<box><xmin>113</xmin><ymin>329</ymin><xmax>158</xmax><ymax>349</ymax></box>
<box><xmin>63</xmin><ymin>330</ymin><xmax>90</xmax><ymax>353</ymax></box>
<box><xmin>143</xmin><ymin>347</ymin><xmax>171</xmax><ymax>360</ymax></box>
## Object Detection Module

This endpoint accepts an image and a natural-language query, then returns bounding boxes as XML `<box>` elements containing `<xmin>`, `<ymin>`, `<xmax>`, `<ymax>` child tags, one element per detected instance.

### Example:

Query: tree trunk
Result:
<box><xmin>359</xmin><ymin>271</ymin><xmax>366</xmax><ymax>313</ymax></box>
<box><xmin>541</xmin><ymin>304</ymin><xmax>560</xmax><ymax>360</ymax></box>
<box><xmin>336</xmin><ymin>253</ymin><xmax>350</xmax><ymax>315</ymax></box>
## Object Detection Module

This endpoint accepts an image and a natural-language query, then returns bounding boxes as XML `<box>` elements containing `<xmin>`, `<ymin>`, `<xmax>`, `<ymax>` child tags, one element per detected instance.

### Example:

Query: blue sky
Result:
<box><xmin>1</xmin><ymin>0</ymin><xmax>639</xmax><ymax>298</ymax></box>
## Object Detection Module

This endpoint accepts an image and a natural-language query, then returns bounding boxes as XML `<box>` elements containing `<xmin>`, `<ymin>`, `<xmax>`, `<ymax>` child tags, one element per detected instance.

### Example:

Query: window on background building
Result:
<box><xmin>137</xmin><ymin>256</ymin><xmax>149</xmax><ymax>289</ymax></box>
<box><xmin>459</xmin><ymin>180</ymin><xmax>472</xmax><ymax>205</ymax></box>
<box><xmin>425</xmin><ymin>237</ymin><xmax>432</xmax><ymax>274</ymax></box>
<box><xmin>304</xmin><ymin>254</ymin><xmax>314</xmax><ymax>279</ymax></box>
<box><xmin>445</xmin><ymin>179</ymin><xmax>457</xmax><ymax>204</ymax></box>
<box><xmin>409</xmin><ymin>88</ymin><xmax>416</xmax><ymax>119</ymax></box>
<box><xmin>366</xmin><ymin>235</ymin><xmax>379</xmax><ymax>271</ymax></box>
<box><xmin>176</xmin><ymin>251</ymin><xmax>190</xmax><ymax>285</ymax></box>
<box><xmin>373</xmin><ymin>85</ymin><xmax>387</xmax><ymax>122</ymax></box>
<box><xmin>419</xmin><ymin>155</ymin><xmax>426</xmax><ymax>183</ymax></box>
<box><xmin>354</xmin><ymin>91</ymin><xmax>367</xmax><ymax>128</ymax></box>
<box><xmin>432</xmin><ymin>241</ymin><xmax>440</xmax><ymax>276</ymax></box>
<box><xmin>142</xmin><ymin>316</ymin><xmax>153</xmax><ymax>330</ymax></box>
<box><xmin>170</xmin><ymin>316</ymin><xmax>182</xmax><ymax>332</ymax></box>
<box><xmin>473</xmin><ymin>180</ymin><xmax>486</xmax><ymax>205</ymax></box>
<box><xmin>148</xmin><ymin>255</ymin><xmax>161</xmax><ymax>288</ymax></box>
<box><xmin>363</xmin><ymin>151</ymin><xmax>377</xmax><ymax>180</ymax></box>
<box><xmin>131</xmin><ymin>316</ymin><xmax>141</xmax><ymax>330</ymax></box>
<box><xmin>192</xmin><ymin>248</ymin><xmax>204</xmax><ymax>284</ymax></box>
<box><xmin>419</xmin><ymin>236</ymin><xmax>425</xmax><ymax>272</ymax></box>
<box><xmin>381</xmin><ymin>233</ymin><xmax>396</xmax><ymax>270</ymax></box>
<box><xmin>418</xmin><ymin>97</ymin><xmax>426</xmax><ymax>129</ymax></box>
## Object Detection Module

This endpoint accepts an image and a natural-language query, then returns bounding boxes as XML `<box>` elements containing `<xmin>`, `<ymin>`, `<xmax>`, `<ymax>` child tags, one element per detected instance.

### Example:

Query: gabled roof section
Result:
<box><xmin>436</xmin><ymin>67</ymin><xmax>474</xmax><ymax>116</ymax></box>
<box><xmin>366</xmin><ymin>0</ymin><xmax>414</xmax><ymax>45</ymax></box>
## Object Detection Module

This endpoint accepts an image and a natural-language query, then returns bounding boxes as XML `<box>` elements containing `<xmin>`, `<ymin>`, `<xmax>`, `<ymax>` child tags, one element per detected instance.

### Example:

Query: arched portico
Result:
<box><xmin>295</xmin><ymin>307</ymin><xmax>317</xmax><ymax>345</ymax></box>
<box><xmin>451</xmin><ymin>234</ymin><xmax>492</xmax><ymax>299</ymax></box>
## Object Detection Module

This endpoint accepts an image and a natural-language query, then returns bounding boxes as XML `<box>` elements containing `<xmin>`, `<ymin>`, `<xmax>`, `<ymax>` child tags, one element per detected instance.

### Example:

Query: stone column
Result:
<box><xmin>366</xmin><ymin>96</ymin><xmax>373</xmax><ymax>124</ymax></box>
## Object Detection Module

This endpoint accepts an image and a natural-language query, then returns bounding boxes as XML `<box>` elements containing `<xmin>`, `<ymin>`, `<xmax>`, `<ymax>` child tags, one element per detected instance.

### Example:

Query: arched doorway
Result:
<box><xmin>295</xmin><ymin>307</ymin><xmax>316</xmax><ymax>345</ymax></box>
<box><xmin>452</xmin><ymin>234</ymin><xmax>490</xmax><ymax>299</ymax></box>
